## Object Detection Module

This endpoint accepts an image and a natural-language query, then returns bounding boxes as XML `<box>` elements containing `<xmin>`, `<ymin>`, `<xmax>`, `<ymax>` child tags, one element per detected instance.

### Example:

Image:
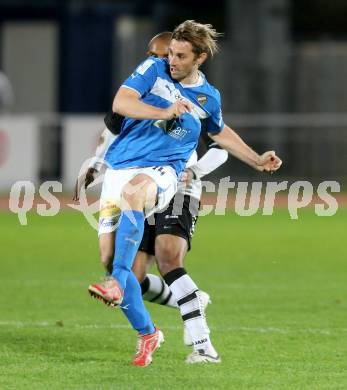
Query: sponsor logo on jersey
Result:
<box><xmin>167</xmin><ymin>125</ymin><xmax>188</xmax><ymax>140</ymax></box>
<box><xmin>153</xmin><ymin>120</ymin><xmax>167</xmax><ymax>130</ymax></box>
<box><xmin>197</xmin><ymin>94</ymin><xmax>207</xmax><ymax>105</ymax></box>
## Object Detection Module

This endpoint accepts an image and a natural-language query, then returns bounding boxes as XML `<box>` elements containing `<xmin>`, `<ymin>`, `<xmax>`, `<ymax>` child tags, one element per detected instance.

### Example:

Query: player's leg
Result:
<box><xmin>90</xmin><ymin>171</ymin><xmax>158</xmax><ymax>304</ymax></box>
<box><xmin>141</xmin><ymin>194</ymin><xmax>197</xmax><ymax>309</ymax></box>
<box><xmin>96</xmin><ymin>193</ymin><xmax>121</xmax><ymax>274</ymax></box>
<box><xmin>154</xmin><ymin>195</ymin><xmax>220</xmax><ymax>363</ymax></box>
<box><xmin>109</xmin><ymin>167</ymin><xmax>177</xmax><ymax>295</ymax></box>
<box><xmin>140</xmin><ymin>194</ymin><xmax>208</xmax><ymax>310</ymax></box>
<box><xmin>98</xmin><ymin>228</ymin><xmax>166</xmax><ymax>363</ymax></box>
<box><xmin>98</xmin><ymin>217</ymin><xmax>155</xmax><ymax>278</ymax></box>
<box><xmin>89</xmin><ymin>167</ymin><xmax>176</xmax><ymax>365</ymax></box>
<box><xmin>155</xmin><ymin>234</ymin><xmax>187</xmax><ymax>273</ymax></box>
<box><xmin>110</xmin><ymin>172</ymin><xmax>158</xmax><ymax>291</ymax></box>
<box><xmin>96</xmin><ymin>216</ymin><xmax>157</xmax><ymax>345</ymax></box>
<box><xmin>107</xmin><ymin>169</ymin><xmax>176</xmax><ymax>364</ymax></box>
<box><xmin>139</xmin><ymin>195</ymin><xmax>190</xmax><ymax>308</ymax></box>
<box><xmin>132</xmin><ymin>218</ymin><xmax>156</xmax><ymax>283</ymax></box>
<box><xmin>136</xmin><ymin>218</ymin><xmax>178</xmax><ymax>306</ymax></box>
<box><xmin>98</xmin><ymin>232</ymin><xmax>114</xmax><ymax>274</ymax></box>
<box><xmin>121</xmin><ymin>270</ymin><xmax>164</xmax><ymax>367</ymax></box>
<box><xmin>132</xmin><ymin>248</ymin><xmax>176</xmax><ymax>307</ymax></box>
<box><xmin>98</xmin><ymin>231</ymin><xmax>153</xmax><ymax>280</ymax></box>
<box><xmin>155</xmin><ymin>234</ymin><xmax>216</xmax><ymax>355</ymax></box>
<box><xmin>132</xmin><ymin>250</ymin><xmax>154</xmax><ymax>282</ymax></box>
<box><xmin>97</xmin><ymin>217</ymin><xmax>174</xmax><ymax>306</ymax></box>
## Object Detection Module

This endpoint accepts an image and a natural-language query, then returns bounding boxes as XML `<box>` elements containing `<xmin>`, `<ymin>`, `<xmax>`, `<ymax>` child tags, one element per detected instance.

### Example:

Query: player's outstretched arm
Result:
<box><xmin>113</xmin><ymin>87</ymin><xmax>191</xmax><ymax>121</ymax></box>
<box><xmin>182</xmin><ymin>147</ymin><xmax>228</xmax><ymax>183</ymax></box>
<box><xmin>208</xmin><ymin>125</ymin><xmax>282</xmax><ymax>173</ymax></box>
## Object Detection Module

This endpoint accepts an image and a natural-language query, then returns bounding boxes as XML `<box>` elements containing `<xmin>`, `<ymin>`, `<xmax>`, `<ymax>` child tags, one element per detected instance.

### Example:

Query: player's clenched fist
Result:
<box><xmin>256</xmin><ymin>151</ymin><xmax>282</xmax><ymax>173</ymax></box>
<box><xmin>163</xmin><ymin>99</ymin><xmax>192</xmax><ymax>120</ymax></box>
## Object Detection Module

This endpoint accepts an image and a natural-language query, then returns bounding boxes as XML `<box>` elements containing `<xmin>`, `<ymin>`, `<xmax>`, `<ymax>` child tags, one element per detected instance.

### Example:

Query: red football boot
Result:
<box><xmin>133</xmin><ymin>328</ymin><xmax>164</xmax><ymax>367</ymax></box>
<box><xmin>88</xmin><ymin>277</ymin><xmax>124</xmax><ymax>307</ymax></box>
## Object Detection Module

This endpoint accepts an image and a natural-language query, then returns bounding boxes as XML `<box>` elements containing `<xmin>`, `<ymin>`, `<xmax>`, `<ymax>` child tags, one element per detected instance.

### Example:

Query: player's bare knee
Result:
<box><xmin>157</xmin><ymin>259</ymin><xmax>180</xmax><ymax>276</ymax></box>
<box><xmin>122</xmin><ymin>174</ymin><xmax>157</xmax><ymax>211</ymax></box>
<box><xmin>155</xmin><ymin>236</ymin><xmax>183</xmax><ymax>275</ymax></box>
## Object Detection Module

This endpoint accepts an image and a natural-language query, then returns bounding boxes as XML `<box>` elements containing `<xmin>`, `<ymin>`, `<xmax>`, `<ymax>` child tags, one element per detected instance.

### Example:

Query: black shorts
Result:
<box><xmin>139</xmin><ymin>194</ymin><xmax>200</xmax><ymax>256</ymax></box>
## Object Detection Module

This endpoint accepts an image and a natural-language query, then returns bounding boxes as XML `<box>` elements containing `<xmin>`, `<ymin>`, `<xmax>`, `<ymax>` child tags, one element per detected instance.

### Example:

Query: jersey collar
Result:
<box><xmin>179</xmin><ymin>71</ymin><xmax>205</xmax><ymax>88</ymax></box>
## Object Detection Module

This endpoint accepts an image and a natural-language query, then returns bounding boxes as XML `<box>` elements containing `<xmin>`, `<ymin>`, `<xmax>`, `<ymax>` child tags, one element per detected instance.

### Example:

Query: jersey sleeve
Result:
<box><xmin>122</xmin><ymin>58</ymin><xmax>158</xmax><ymax>97</ymax></box>
<box><xmin>189</xmin><ymin>147</ymin><xmax>228</xmax><ymax>179</ymax></box>
<box><xmin>103</xmin><ymin>110</ymin><xmax>124</xmax><ymax>135</ymax></box>
<box><xmin>204</xmin><ymin>89</ymin><xmax>225</xmax><ymax>134</ymax></box>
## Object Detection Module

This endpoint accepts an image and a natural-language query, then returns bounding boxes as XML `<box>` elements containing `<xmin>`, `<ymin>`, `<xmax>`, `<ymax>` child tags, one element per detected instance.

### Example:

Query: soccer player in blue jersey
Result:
<box><xmin>75</xmin><ymin>31</ymin><xmax>226</xmax><ymax>361</ymax></box>
<box><xmin>88</xmin><ymin>20</ymin><xmax>282</xmax><ymax>366</ymax></box>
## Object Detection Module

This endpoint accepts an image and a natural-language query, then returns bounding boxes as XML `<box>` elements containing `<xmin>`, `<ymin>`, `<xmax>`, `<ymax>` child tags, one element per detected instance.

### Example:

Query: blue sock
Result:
<box><xmin>112</xmin><ymin>210</ymin><xmax>144</xmax><ymax>290</ymax></box>
<box><xmin>121</xmin><ymin>271</ymin><xmax>155</xmax><ymax>335</ymax></box>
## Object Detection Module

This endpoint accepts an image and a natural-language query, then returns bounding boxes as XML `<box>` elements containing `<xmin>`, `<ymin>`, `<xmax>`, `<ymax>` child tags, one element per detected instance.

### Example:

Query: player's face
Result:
<box><xmin>148</xmin><ymin>40</ymin><xmax>169</xmax><ymax>58</ymax></box>
<box><xmin>168</xmin><ymin>39</ymin><xmax>200</xmax><ymax>82</ymax></box>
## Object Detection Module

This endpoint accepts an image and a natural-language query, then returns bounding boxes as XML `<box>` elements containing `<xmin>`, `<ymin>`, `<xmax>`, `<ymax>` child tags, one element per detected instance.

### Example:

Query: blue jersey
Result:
<box><xmin>105</xmin><ymin>57</ymin><xmax>224</xmax><ymax>175</ymax></box>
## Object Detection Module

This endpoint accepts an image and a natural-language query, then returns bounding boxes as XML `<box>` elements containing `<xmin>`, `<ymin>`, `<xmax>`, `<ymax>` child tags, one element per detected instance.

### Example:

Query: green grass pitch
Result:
<box><xmin>1</xmin><ymin>208</ymin><xmax>346</xmax><ymax>389</ymax></box>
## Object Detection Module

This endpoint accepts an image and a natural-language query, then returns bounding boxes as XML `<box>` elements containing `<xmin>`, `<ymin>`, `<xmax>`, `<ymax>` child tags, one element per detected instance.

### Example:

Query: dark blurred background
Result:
<box><xmin>0</xmin><ymin>0</ymin><xmax>346</xmax><ymax>189</ymax></box>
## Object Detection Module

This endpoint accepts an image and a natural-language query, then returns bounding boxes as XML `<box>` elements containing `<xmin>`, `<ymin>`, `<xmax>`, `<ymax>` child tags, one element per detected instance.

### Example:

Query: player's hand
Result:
<box><xmin>163</xmin><ymin>99</ymin><xmax>192</xmax><ymax>120</ymax></box>
<box><xmin>180</xmin><ymin>168</ymin><xmax>195</xmax><ymax>185</ymax></box>
<box><xmin>72</xmin><ymin>167</ymin><xmax>98</xmax><ymax>201</ymax></box>
<box><xmin>255</xmin><ymin>151</ymin><xmax>282</xmax><ymax>173</ymax></box>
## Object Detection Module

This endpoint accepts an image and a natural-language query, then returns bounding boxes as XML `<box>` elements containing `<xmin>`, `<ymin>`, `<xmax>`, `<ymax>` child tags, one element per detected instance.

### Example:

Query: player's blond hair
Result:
<box><xmin>172</xmin><ymin>20</ymin><xmax>222</xmax><ymax>57</ymax></box>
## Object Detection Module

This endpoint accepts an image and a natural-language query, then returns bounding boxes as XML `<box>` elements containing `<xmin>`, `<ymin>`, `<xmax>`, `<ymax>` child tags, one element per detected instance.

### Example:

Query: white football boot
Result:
<box><xmin>186</xmin><ymin>349</ymin><xmax>221</xmax><ymax>364</ymax></box>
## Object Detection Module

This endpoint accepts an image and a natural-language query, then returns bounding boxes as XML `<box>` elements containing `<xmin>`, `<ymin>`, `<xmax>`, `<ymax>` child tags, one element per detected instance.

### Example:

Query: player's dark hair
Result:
<box><xmin>147</xmin><ymin>31</ymin><xmax>173</xmax><ymax>51</ymax></box>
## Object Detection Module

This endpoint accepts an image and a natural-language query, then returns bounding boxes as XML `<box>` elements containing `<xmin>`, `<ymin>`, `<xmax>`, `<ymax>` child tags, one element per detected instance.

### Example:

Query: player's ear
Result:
<box><xmin>197</xmin><ymin>52</ymin><xmax>207</xmax><ymax>67</ymax></box>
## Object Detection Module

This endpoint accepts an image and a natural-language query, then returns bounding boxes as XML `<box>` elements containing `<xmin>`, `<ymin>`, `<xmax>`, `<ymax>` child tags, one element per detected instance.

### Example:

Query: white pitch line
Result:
<box><xmin>0</xmin><ymin>321</ymin><xmax>341</xmax><ymax>336</ymax></box>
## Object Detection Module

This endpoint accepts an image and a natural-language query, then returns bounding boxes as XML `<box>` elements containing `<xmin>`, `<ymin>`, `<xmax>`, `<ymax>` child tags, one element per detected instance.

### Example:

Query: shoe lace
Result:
<box><xmin>102</xmin><ymin>276</ymin><xmax>115</xmax><ymax>286</ymax></box>
<box><xmin>135</xmin><ymin>333</ymin><xmax>156</xmax><ymax>356</ymax></box>
<box><xmin>135</xmin><ymin>336</ymin><xmax>145</xmax><ymax>356</ymax></box>
<box><xmin>102</xmin><ymin>276</ymin><xmax>121</xmax><ymax>293</ymax></box>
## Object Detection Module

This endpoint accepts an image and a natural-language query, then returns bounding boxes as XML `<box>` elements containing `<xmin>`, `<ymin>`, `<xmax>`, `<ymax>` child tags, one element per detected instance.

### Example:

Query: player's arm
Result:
<box><xmin>208</xmin><ymin>124</ymin><xmax>282</xmax><ymax>172</ymax></box>
<box><xmin>89</xmin><ymin>128</ymin><xmax>117</xmax><ymax>172</ymax></box>
<box><xmin>183</xmin><ymin>147</ymin><xmax>228</xmax><ymax>182</ymax></box>
<box><xmin>113</xmin><ymin>58</ymin><xmax>192</xmax><ymax>121</ymax></box>
<box><xmin>112</xmin><ymin>87</ymin><xmax>191</xmax><ymax>121</ymax></box>
<box><xmin>73</xmin><ymin>128</ymin><xmax>117</xmax><ymax>201</ymax></box>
